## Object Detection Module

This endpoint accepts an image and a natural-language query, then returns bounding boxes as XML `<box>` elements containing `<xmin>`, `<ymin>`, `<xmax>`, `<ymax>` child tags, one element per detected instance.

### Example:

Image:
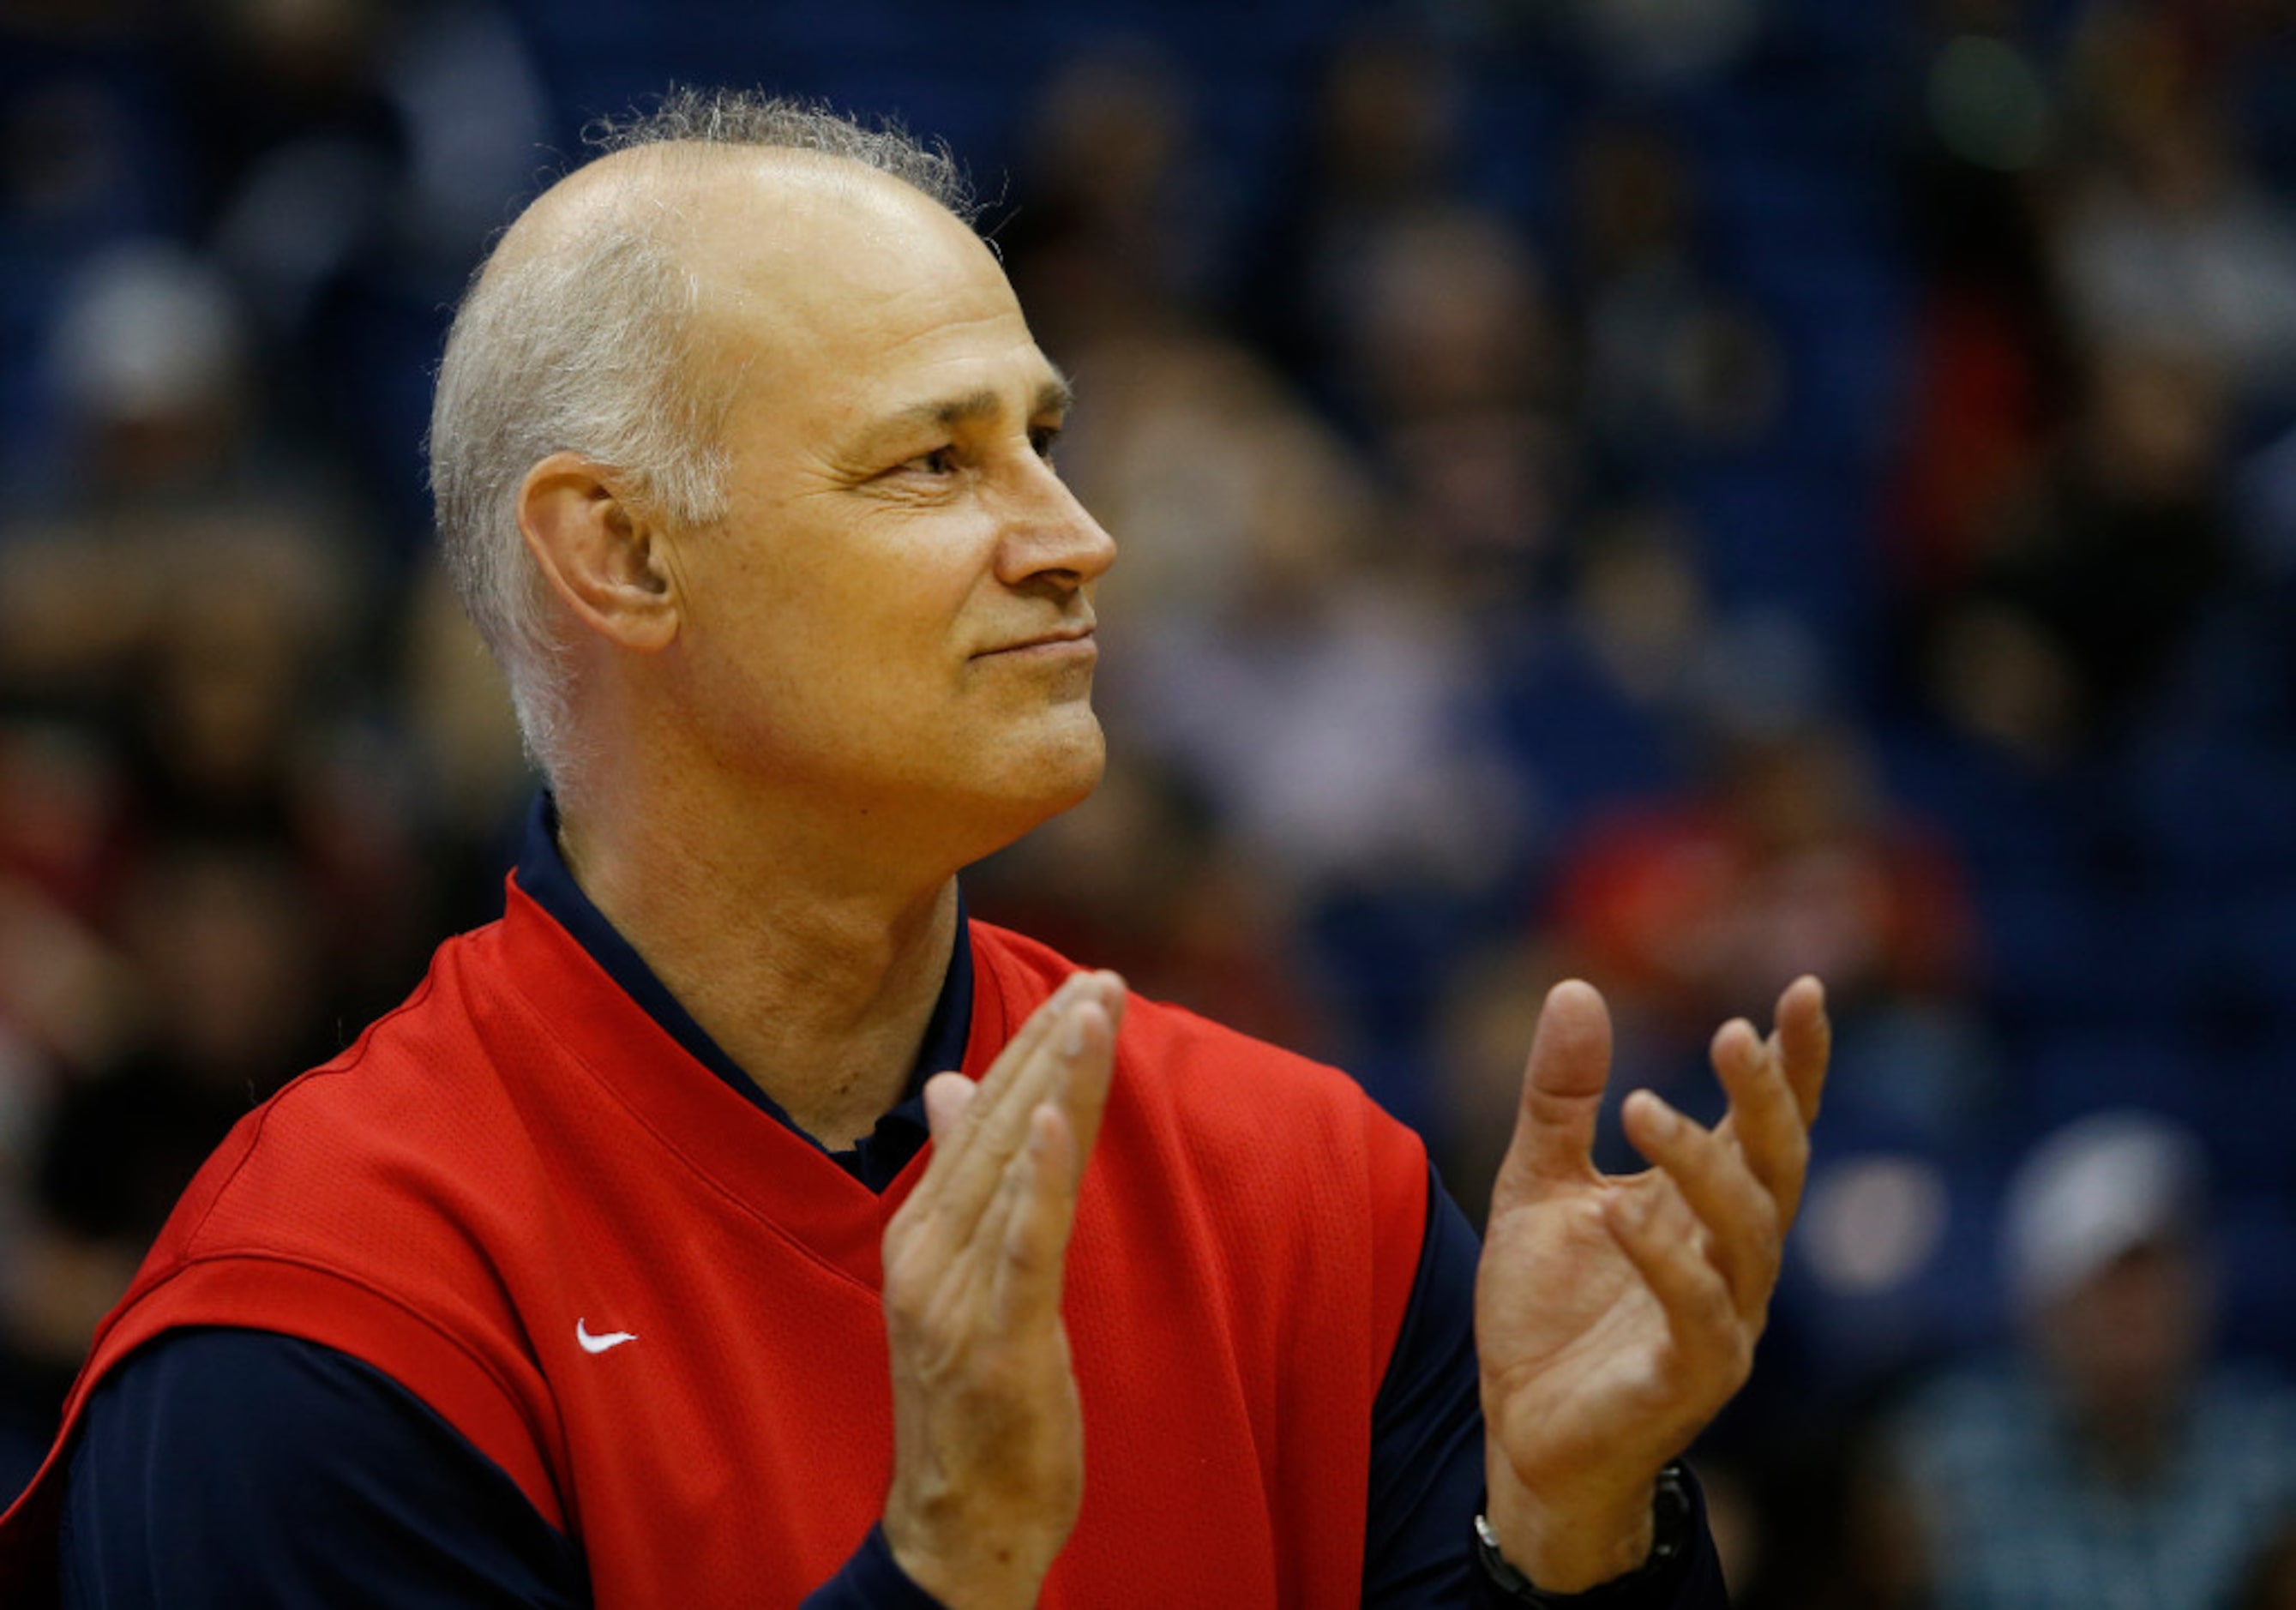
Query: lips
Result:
<box><xmin>978</xmin><ymin>624</ymin><xmax>1097</xmax><ymax>658</ymax></box>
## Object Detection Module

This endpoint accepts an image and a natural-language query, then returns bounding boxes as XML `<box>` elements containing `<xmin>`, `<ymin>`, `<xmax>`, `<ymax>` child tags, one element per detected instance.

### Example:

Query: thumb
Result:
<box><xmin>1493</xmin><ymin>980</ymin><xmax>1614</xmax><ymax>1208</ymax></box>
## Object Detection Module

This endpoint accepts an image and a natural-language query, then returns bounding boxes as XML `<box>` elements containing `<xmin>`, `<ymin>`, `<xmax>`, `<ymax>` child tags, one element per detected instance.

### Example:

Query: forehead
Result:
<box><xmin>669</xmin><ymin>151</ymin><xmax>1051</xmax><ymax>435</ymax></box>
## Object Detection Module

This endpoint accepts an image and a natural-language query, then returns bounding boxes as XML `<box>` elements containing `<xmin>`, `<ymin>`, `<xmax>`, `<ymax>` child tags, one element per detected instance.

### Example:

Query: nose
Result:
<box><xmin>994</xmin><ymin>458</ymin><xmax>1118</xmax><ymax>592</ymax></box>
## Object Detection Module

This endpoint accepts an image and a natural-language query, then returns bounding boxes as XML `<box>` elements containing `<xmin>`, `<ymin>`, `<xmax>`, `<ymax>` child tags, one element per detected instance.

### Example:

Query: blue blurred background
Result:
<box><xmin>2</xmin><ymin>0</ymin><xmax>2293</xmax><ymax>1601</ymax></box>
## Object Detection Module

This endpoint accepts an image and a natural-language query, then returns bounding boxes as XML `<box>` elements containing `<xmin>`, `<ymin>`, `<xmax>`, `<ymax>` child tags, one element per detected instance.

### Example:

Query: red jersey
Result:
<box><xmin>0</xmin><ymin>877</ymin><xmax>1430</xmax><ymax>1606</ymax></box>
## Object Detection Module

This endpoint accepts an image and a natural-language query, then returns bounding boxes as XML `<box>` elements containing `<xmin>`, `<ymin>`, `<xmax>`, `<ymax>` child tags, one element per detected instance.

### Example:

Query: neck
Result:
<box><xmin>553</xmin><ymin>774</ymin><xmax>965</xmax><ymax>1151</ymax></box>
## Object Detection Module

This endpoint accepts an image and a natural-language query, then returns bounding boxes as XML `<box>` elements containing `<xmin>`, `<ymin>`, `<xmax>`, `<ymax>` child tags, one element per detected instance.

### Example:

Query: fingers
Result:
<box><xmin>911</xmin><ymin>970</ymin><xmax>1125</xmax><ymax>1243</ymax></box>
<box><xmin>1716</xmin><ymin>1010</ymin><xmax>1815</xmax><ymax>1229</ymax></box>
<box><xmin>1621</xmin><ymin>1089</ymin><xmax>1779</xmax><ymax>1327</ymax></box>
<box><xmin>1049</xmin><ymin>978</ymin><xmax>1123</xmax><ymax>1187</ymax></box>
<box><xmin>1611</xmin><ymin>975</ymin><xmax>1830</xmax><ymax>1327</ymax></box>
<box><xmin>993</xmin><ymin>1101</ymin><xmax>1085</xmax><ymax>1330</ymax></box>
<box><xmin>879</xmin><ymin>972</ymin><xmax>1118</xmax><ymax>1607</ymax></box>
<box><xmin>969</xmin><ymin>994</ymin><xmax>1115</xmax><ymax>1331</ymax></box>
<box><xmin>1602</xmin><ymin>1177</ymin><xmax>1751</xmax><ymax>1391</ymax></box>
<box><xmin>1494</xmin><ymin>980</ymin><xmax>1615</xmax><ymax>1206</ymax></box>
<box><xmin>922</xmin><ymin>1071</ymin><xmax>977</xmax><ymax>1138</ymax></box>
<box><xmin>1770</xmin><ymin>975</ymin><xmax>1830</xmax><ymax>1125</ymax></box>
<box><xmin>954</xmin><ymin>969</ymin><xmax>1104</xmax><ymax>1144</ymax></box>
<box><xmin>1706</xmin><ymin>978</ymin><xmax>1827</xmax><ymax>1229</ymax></box>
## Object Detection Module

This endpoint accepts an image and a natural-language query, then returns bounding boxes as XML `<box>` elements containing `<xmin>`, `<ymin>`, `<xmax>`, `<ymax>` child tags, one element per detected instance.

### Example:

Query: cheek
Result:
<box><xmin>680</xmin><ymin>500</ymin><xmax>1001</xmax><ymax>737</ymax></box>
<box><xmin>719</xmin><ymin>546</ymin><xmax>965</xmax><ymax>688</ymax></box>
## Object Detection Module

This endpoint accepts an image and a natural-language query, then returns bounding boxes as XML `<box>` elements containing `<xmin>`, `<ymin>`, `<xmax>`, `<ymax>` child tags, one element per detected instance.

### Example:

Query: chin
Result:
<box><xmin>977</xmin><ymin>714</ymin><xmax>1107</xmax><ymax>837</ymax></box>
<box><xmin>1024</xmin><ymin>718</ymin><xmax>1109</xmax><ymax>814</ymax></box>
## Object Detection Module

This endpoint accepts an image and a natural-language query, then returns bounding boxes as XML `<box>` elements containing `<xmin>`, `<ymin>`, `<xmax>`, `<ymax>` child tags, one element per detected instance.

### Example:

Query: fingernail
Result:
<box><xmin>1062</xmin><ymin>1006</ymin><xmax>1087</xmax><ymax>1058</ymax></box>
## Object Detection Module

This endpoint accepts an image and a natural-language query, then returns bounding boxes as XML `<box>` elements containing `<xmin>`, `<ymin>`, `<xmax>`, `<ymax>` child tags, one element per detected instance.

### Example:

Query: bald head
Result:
<box><xmin>489</xmin><ymin>138</ymin><xmax>947</xmax><ymax>291</ymax></box>
<box><xmin>427</xmin><ymin>93</ymin><xmax>981</xmax><ymax>784</ymax></box>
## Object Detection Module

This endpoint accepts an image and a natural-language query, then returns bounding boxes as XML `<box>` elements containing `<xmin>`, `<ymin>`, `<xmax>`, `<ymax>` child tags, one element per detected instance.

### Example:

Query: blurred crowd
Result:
<box><xmin>3</xmin><ymin>0</ymin><xmax>2294</xmax><ymax>1602</ymax></box>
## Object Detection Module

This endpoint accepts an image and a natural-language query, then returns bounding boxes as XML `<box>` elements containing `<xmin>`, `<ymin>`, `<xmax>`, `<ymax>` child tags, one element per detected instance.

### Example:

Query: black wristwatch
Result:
<box><xmin>1472</xmin><ymin>1463</ymin><xmax>1694</xmax><ymax>1606</ymax></box>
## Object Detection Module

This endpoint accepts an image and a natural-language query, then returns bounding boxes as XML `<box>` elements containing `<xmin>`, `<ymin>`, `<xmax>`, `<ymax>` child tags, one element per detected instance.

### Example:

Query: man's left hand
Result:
<box><xmin>1474</xmin><ymin>976</ymin><xmax>1830</xmax><ymax>1592</ymax></box>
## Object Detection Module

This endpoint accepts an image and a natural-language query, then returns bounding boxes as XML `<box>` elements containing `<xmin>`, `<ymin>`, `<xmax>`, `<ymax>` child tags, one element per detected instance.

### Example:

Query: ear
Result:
<box><xmin>517</xmin><ymin>452</ymin><xmax>679</xmax><ymax>653</ymax></box>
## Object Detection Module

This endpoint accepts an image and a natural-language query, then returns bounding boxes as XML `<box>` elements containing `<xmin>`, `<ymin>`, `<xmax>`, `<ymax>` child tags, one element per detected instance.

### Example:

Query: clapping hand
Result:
<box><xmin>878</xmin><ymin>970</ymin><xmax>1126</xmax><ymax>1610</ymax></box>
<box><xmin>1475</xmin><ymin>976</ymin><xmax>1830</xmax><ymax>1591</ymax></box>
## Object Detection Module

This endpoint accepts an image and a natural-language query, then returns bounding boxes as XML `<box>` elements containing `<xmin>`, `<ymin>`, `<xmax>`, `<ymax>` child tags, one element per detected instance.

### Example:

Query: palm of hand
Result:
<box><xmin>1472</xmin><ymin>974</ymin><xmax>1826</xmax><ymax>1562</ymax></box>
<box><xmin>1478</xmin><ymin>1173</ymin><xmax>1717</xmax><ymax>1496</ymax></box>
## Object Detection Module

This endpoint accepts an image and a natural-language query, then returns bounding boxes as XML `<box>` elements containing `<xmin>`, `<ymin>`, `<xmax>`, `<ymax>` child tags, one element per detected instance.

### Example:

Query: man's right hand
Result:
<box><xmin>878</xmin><ymin>970</ymin><xmax>1125</xmax><ymax>1610</ymax></box>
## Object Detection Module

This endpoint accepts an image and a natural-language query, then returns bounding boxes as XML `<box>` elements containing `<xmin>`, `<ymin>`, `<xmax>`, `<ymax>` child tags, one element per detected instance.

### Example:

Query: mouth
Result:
<box><xmin>977</xmin><ymin>625</ymin><xmax>1098</xmax><ymax>661</ymax></box>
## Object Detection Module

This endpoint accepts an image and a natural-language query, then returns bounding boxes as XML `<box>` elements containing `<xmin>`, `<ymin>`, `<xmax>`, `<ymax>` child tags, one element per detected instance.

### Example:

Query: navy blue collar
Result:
<box><xmin>513</xmin><ymin>795</ymin><xmax>970</xmax><ymax>1191</ymax></box>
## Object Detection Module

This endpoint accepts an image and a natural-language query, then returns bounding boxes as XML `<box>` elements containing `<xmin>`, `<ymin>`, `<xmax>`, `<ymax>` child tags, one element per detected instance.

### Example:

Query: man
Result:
<box><xmin>1890</xmin><ymin>1110</ymin><xmax>2296</xmax><ymax>1609</ymax></box>
<box><xmin>0</xmin><ymin>93</ymin><xmax>1828</xmax><ymax>1606</ymax></box>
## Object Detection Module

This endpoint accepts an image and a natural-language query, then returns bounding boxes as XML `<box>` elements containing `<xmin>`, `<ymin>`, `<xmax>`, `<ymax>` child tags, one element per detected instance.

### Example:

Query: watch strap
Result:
<box><xmin>1472</xmin><ymin>1463</ymin><xmax>1695</xmax><ymax>1607</ymax></box>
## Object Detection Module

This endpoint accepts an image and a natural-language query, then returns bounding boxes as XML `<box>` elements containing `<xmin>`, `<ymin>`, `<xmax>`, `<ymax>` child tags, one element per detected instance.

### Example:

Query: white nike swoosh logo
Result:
<box><xmin>575</xmin><ymin>1319</ymin><xmax>638</xmax><ymax>1355</ymax></box>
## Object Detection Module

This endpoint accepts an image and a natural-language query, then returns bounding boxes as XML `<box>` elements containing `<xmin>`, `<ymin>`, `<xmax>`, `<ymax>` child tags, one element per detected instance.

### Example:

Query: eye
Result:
<box><xmin>1029</xmin><ymin>424</ymin><xmax>1063</xmax><ymax>462</ymax></box>
<box><xmin>899</xmin><ymin>446</ymin><xmax>959</xmax><ymax>477</ymax></box>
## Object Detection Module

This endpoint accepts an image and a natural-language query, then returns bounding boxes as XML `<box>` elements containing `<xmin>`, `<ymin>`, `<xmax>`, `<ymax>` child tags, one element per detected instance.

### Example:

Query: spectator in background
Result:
<box><xmin>9</xmin><ymin>838</ymin><xmax>332</xmax><ymax>1430</ymax></box>
<box><xmin>1536</xmin><ymin>712</ymin><xmax>1975</xmax><ymax>1156</ymax></box>
<box><xmin>1889</xmin><ymin>1111</ymin><xmax>2296</xmax><ymax>1610</ymax></box>
<box><xmin>35</xmin><ymin>838</ymin><xmax>329</xmax><ymax>1258</ymax></box>
<box><xmin>1</xmin><ymin>240</ymin><xmax>425</xmax><ymax>1002</ymax></box>
<box><xmin>1057</xmin><ymin>327</ymin><xmax>1534</xmax><ymax>909</ymax></box>
<box><xmin>1340</xmin><ymin>201</ymin><xmax>1570</xmax><ymax>568</ymax></box>
<box><xmin>2</xmin><ymin>239</ymin><xmax>371</xmax><ymax>739</ymax></box>
<box><xmin>180</xmin><ymin>0</ymin><xmax>550</xmax><ymax>533</ymax></box>
<box><xmin>1884</xmin><ymin>0</ymin><xmax>2075</xmax><ymax>607</ymax></box>
<box><xmin>0</xmin><ymin>228</ymin><xmax>430</xmax><ymax>1510</ymax></box>
<box><xmin>1242</xmin><ymin>19</ymin><xmax>1462</xmax><ymax>400</ymax></box>
<box><xmin>2055</xmin><ymin>16</ymin><xmax>2296</xmax><ymax>413</ymax></box>
<box><xmin>1568</xmin><ymin>118</ymin><xmax>1782</xmax><ymax>491</ymax></box>
<box><xmin>997</xmin><ymin>39</ymin><xmax>1218</xmax><ymax>361</ymax></box>
<box><xmin>1548</xmin><ymin>718</ymin><xmax>1970</xmax><ymax>1029</ymax></box>
<box><xmin>1914</xmin><ymin>339</ymin><xmax>2244</xmax><ymax>762</ymax></box>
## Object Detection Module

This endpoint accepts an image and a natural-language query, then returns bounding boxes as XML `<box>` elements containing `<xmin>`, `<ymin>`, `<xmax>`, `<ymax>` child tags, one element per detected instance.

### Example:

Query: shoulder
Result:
<box><xmin>44</xmin><ymin>916</ymin><xmax>575</xmax><ymax>1541</ymax></box>
<box><xmin>81</xmin><ymin>910</ymin><xmax>562</xmax><ymax>1409</ymax></box>
<box><xmin>152</xmin><ymin>918</ymin><xmax>530</xmax><ymax>1267</ymax></box>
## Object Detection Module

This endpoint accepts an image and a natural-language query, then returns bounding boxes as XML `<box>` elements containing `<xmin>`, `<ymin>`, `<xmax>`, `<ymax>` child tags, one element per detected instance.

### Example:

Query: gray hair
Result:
<box><xmin>426</xmin><ymin>88</ymin><xmax>976</xmax><ymax>785</ymax></box>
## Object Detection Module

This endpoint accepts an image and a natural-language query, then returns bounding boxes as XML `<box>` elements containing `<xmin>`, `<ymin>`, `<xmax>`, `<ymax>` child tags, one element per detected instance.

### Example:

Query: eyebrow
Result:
<box><xmin>885</xmin><ymin>373</ymin><xmax>1075</xmax><ymax>436</ymax></box>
